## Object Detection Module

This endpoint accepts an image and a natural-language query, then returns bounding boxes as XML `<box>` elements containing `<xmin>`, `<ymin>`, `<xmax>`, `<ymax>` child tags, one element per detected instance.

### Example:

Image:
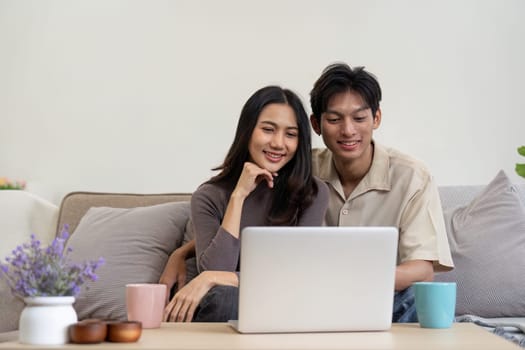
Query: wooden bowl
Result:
<box><xmin>69</xmin><ymin>320</ymin><xmax>107</xmax><ymax>344</ymax></box>
<box><xmin>106</xmin><ymin>321</ymin><xmax>142</xmax><ymax>343</ymax></box>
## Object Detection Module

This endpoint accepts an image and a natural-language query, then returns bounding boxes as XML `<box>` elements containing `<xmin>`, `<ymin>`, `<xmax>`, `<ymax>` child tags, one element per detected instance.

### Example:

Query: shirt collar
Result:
<box><xmin>318</xmin><ymin>141</ymin><xmax>392</xmax><ymax>199</ymax></box>
<box><xmin>361</xmin><ymin>142</ymin><xmax>391</xmax><ymax>192</ymax></box>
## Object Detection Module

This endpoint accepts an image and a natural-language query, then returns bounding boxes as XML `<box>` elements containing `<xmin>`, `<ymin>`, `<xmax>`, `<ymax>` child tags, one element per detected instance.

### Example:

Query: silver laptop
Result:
<box><xmin>229</xmin><ymin>226</ymin><xmax>398</xmax><ymax>333</ymax></box>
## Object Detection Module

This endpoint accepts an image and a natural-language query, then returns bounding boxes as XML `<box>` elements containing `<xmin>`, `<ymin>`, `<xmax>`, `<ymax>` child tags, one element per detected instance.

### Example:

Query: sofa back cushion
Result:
<box><xmin>56</xmin><ymin>191</ymin><xmax>192</xmax><ymax>235</ymax></box>
<box><xmin>438</xmin><ymin>182</ymin><xmax>525</xmax><ymax>210</ymax></box>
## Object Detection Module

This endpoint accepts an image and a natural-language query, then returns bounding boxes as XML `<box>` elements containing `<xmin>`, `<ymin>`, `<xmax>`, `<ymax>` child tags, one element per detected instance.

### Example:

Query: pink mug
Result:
<box><xmin>126</xmin><ymin>283</ymin><xmax>167</xmax><ymax>329</ymax></box>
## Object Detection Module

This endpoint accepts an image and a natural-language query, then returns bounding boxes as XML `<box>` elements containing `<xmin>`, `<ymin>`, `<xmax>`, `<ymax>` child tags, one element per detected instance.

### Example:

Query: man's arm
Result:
<box><xmin>159</xmin><ymin>240</ymin><xmax>196</xmax><ymax>295</ymax></box>
<box><xmin>395</xmin><ymin>259</ymin><xmax>433</xmax><ymax>291</ymax></box>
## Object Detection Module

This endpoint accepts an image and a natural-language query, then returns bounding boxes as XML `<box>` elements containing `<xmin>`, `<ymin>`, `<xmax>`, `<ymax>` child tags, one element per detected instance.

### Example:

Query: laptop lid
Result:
<box><xmin>232</xmin><ymin>226</ymin><xmax>398</xmax><ymax>333</ymax></box>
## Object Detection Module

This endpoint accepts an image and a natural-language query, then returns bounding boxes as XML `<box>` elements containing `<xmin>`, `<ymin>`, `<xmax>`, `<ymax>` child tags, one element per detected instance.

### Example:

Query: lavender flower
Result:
<box><xmin>0</xmin><ymin>226</ymin><xmax>104</xmax><ymax>298</ymax></box>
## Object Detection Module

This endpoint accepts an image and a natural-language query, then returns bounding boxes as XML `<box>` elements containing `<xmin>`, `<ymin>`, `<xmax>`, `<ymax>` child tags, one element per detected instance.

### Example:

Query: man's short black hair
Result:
<box><xmin>310</xmin><ymin>63</ymin><xmax>382</xmax><ymax>123</ymax></box>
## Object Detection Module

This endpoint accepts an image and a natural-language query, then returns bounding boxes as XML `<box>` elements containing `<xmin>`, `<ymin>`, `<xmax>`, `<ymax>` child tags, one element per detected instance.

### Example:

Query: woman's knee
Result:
<box><xmin>193</xmin><ymin>285</ymin><xmax>239</xmax><ymax>322</ymax></box>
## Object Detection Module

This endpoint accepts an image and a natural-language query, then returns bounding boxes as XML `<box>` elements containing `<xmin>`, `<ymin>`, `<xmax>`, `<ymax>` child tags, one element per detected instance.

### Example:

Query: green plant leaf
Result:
<box><xmin>517</xmin><ymin>163</ymin><xmax>525</xmax><ymax>178</ymax></box>
<box><xmin>518</xmin><ymin>146</ymin><xmax>525</xmax><ymax>157</ymax></box>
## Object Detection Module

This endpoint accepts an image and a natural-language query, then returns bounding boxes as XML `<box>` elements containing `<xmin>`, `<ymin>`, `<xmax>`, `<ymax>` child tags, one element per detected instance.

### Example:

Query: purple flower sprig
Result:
<box><xmin>0</xmin><ymin>226</ymin><xmax>104</xmax><ymax>298</ymax></box>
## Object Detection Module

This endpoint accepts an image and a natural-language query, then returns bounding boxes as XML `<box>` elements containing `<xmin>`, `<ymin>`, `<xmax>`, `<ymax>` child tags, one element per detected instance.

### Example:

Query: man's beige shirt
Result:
<box><xmin>312</xmin><ymin>144</ymin><xmax>453</xmax><ymax>271</ymax></box>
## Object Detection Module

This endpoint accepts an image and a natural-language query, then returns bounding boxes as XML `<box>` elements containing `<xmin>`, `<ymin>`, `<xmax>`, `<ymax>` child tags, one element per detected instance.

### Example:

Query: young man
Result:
<box><xmin>309</xmin><ymin>63</ymin><xmax>453</xmax><ymax>322</ymax></box>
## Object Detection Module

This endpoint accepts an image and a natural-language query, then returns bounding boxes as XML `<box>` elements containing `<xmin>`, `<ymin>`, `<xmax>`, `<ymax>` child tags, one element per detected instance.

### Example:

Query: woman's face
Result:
<box><xmin>248</xmin><ymin>103</ymin><xmax>299</xmax><ymax>174</ymax></box>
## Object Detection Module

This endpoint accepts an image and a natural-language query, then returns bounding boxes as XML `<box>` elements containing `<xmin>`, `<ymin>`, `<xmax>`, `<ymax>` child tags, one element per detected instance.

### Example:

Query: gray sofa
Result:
<box><xmin>1</xmin><ymin>172</ymin><xmax>525</xmax><ymax>344</ymax></box>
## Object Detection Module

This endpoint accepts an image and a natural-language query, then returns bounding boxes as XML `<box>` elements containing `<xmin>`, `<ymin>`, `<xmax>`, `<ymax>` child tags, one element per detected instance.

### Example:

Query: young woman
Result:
<box><xmin>162</xmin><ymin>86</ymin><xmax>328</xmax><ymax>322</ymax></box>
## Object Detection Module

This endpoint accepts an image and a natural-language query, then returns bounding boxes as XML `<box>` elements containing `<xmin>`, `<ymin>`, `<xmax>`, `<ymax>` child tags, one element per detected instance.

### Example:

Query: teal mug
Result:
<box><xmin>413</xmin><ymin>282</ymin><xmax>456</xmax><ymax>328</ymax></box>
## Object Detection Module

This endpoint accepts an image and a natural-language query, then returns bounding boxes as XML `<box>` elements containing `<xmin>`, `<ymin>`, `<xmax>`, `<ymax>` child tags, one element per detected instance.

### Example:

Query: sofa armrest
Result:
<box><xmin>0</xmin><ymin>330</ymin><xmax>18</xmax><ymax>343</ymax></box>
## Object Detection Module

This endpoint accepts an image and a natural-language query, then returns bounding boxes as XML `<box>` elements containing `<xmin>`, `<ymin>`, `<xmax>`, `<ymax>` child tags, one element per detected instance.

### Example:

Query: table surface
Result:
<box><xmin>0</xmin><ymin>322</ymin><xmax>521</xmax><ymax>350</ymax></box>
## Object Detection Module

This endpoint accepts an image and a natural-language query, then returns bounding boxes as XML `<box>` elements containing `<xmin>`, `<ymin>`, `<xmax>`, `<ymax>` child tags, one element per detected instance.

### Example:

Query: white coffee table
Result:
<box><xmin>0</xmin><ymin>322</ymin><xmax>521</xmax><ymax>349</ymax></box>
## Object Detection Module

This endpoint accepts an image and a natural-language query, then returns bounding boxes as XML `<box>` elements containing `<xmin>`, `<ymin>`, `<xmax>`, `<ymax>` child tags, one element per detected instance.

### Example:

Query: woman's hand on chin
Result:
<box><xmin>234</xmin><ymin>162</ymin><xmax>276</xmax><ymax>197</ymax></box>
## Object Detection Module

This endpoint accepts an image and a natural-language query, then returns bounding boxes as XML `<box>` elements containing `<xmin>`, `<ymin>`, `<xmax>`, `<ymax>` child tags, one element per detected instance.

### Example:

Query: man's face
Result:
<box><xmin>311</xmin><ymin>90</ymin><xmax>381</xmax><ymax>165</ymax></box>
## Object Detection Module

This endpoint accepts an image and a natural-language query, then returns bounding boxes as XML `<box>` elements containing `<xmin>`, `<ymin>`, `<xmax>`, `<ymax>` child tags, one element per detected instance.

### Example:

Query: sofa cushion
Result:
<box><xmin>0</xmin><ymin>282</ymin><xmax>24</xmax><ymax>333</ymax></box>
<box><xmin>66</xmin><ymin>201</ymin><xmax>190</xmax><ymax>321</ymax></box>
<box><xmin>435</xmin><ymin>170</ymin><xmax>525</xmax><ymax>317</ymax></box>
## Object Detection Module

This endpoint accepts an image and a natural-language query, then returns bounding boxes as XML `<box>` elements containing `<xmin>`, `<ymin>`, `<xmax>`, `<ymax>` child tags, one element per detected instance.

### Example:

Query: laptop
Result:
<box><xmin>229</xmin><ymin>226</ymin><xmax>398</xmax><ymax>333</ymax></box>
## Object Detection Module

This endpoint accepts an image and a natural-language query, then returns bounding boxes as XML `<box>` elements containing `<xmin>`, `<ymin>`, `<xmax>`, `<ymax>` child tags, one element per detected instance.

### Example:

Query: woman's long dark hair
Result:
<box><xmin>209</xmin><ymin>85</ymin><xmax>318</xmax><ymax>225</ymax></box>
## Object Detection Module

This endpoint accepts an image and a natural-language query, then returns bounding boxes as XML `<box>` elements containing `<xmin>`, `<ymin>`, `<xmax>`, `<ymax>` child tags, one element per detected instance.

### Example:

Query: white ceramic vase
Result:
<box><xmin>19</xmin><ymin>296</ymin><xmax>77</xmax><ymax>345</ymax></box>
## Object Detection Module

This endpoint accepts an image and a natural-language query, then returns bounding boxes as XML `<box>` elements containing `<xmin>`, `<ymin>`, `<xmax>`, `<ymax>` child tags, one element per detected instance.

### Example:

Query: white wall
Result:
<box><xmin>1</xmin><ymin>0</ymin><xmax>524</xmax><ymax>204</ymax></box>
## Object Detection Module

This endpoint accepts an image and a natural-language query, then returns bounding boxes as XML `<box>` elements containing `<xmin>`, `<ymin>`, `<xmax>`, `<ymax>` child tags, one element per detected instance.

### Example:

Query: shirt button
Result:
<box><xmin>342</xmin><ymin>209</ymin><xmax>349</xmax><ymax>215</ymax></box>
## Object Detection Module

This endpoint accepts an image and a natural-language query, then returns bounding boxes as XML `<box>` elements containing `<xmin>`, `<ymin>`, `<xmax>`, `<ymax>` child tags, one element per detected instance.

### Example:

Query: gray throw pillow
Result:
<box><xmin>66</xmin><ymin>201</ymin><xmax>190</xmax><ymax>321</ymax></box>
<box><xmin>434</xmin><ymin>170</ymin><xmax>525</xmax><ymax>317</ymax></box>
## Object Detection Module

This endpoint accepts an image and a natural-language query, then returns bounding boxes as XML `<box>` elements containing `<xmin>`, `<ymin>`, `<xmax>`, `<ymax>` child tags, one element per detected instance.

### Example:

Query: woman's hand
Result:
<box><xmin>233</xmin><ymin>162</ymin><xmax>277</xmax><ymax>198</ymax></box>
<box><xmin>163</xmin><ymin>271</ymin><xmax>239</xmax><ymax>322</ymax></box>
<box><xmin>163</xmin><ymin>271</ymin><xmax>214</xmax><ymax>322</ymax></box>
<box><xmin>218</xmin><ymin>162</ymin><xmax>277</xmax><ymax>239</ymax></box>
